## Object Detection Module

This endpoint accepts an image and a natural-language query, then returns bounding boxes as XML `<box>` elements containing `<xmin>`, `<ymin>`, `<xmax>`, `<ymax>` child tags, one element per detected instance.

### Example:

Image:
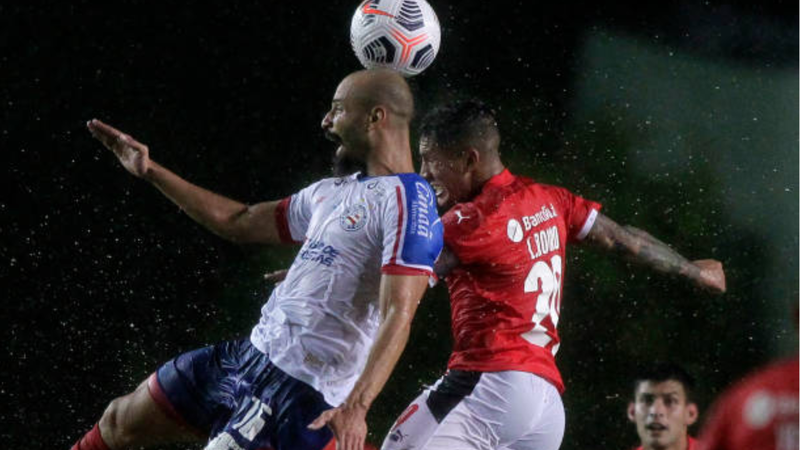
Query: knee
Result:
<box><xmin>99</xmin><ymin>396</ymin><xmax>135</xmax><ymax>448</ymax></box>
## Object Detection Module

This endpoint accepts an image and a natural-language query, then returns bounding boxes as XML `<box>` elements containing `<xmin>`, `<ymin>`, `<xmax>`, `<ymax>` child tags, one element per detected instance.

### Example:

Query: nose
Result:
<box><xmin>647</xmin><ymin>399</ymin><xmax>666</xmax><ymax>417</ymax></box>
<box><xmin>321</xmin><ymin>111</ymin><xmax>332</xmax><ymax>130</ymax></box>
<box><xmin>419</xmin><ymin>161</ymin><xmax>431</xmax><ymax>180</ymax></box>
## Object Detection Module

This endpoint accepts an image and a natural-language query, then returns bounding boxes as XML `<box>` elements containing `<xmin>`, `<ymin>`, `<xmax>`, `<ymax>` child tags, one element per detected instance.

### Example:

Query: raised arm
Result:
<box><xmin>585</xmin><ymin>213</ymin><xmax>726</xmax><ymax>294</ymax></box>
<box><xmin>308</xmin><ymin>273</ymin><xmax>429</xmax><ymax>450</ymax></box>
<box><xmin>87</xmin><ymin>119</ymin><xmax>284</xmax><ymax>245</ymax></box>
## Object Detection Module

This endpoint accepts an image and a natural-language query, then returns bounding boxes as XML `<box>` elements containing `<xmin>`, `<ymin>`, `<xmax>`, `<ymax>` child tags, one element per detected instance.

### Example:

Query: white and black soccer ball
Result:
<box><xmin>350</xmin><ymin>0</ymin><xmax>441</xmax><ymax>77</ymax></box>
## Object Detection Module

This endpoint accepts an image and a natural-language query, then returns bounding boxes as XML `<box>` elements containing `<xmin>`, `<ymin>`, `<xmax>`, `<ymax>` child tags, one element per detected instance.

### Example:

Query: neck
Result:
<box><xmin>472</xmin><ymin>158</ymin><xmax>506</xmax><ymax>193</ymax></box>
<box><xmin>365</xmin><ymin>128</ymin><xmax>414</xmax><ymax>176</ymax></box>
<box><xmin>645</xmin><ymin>436</ymin><xmax>690</xmax><ymax>450</ymax></box>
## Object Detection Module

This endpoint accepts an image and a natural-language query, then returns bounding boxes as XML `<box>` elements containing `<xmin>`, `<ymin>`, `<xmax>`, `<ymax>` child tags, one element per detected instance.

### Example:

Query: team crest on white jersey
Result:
<box><xmin>340</xmin><ymin>203</ymin><xmax>368</xmax><ymax>231</ymax></box>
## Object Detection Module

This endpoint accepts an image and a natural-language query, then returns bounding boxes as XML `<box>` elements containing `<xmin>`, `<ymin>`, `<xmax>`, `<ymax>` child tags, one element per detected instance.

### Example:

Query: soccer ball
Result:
<box><xmin>350</xmin><ymin>0</ymin><xmax>441</xmax><ymax>77</ymax></box>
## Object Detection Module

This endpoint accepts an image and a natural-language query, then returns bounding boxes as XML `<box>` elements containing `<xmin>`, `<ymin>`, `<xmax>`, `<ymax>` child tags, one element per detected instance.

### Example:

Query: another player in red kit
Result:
<box><xmin>699</xmin><ymin>357</ymin><xmax>799</xmax><ymax>450</ymax></box>
<box><xmin>381</xmin><ymin>100</ymin><xmax>727</xmax><ymax>450</ymax></box>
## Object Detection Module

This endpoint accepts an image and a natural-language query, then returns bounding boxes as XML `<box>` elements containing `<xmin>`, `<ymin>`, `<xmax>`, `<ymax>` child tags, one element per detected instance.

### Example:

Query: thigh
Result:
<box><xmin>385</xmin><ymin>371</ymin><xmax>564</xmax><ymax>450</ymax></box>
<box><xmin>155</xmin><ymin>339</ymin><xmax>246</xmax><ymax>435</ymax></box>
<box><xmin>381</xmin><ymin>390</ymin><xmax>441</xmax><ymax>450</ymax></box>
<box><xmin>501</xmin><ymin>374</ymin><xmax>564</xmax><ymax>450</ymax></box>
<box><xmin>205</xmin><ymin>358</ymin><xmax>333</xmax><ymax>450</ymax></box>
<box><xmin>101</xmin><ymin>376</ymin><xmax>204</xmax><ymax>448</ymax></box>
<box><xmin>382</xmin><ymin>371</ymin><xmax>487</xmax><ymax>450</ymax></box>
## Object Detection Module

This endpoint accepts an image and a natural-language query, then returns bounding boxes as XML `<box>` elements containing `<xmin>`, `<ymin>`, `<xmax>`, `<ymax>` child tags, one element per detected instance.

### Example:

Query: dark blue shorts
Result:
<box><xmin>149</xmin><ymin>338</ymin><xmax>334</xmax><ymax>450</ymax></box>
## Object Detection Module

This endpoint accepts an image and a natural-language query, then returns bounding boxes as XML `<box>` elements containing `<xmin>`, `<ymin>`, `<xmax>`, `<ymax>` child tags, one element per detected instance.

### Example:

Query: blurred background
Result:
<box><xmin>2</xmin><ymin>0</ymin><xmax>797</xmax><ymax>448</ymax></box>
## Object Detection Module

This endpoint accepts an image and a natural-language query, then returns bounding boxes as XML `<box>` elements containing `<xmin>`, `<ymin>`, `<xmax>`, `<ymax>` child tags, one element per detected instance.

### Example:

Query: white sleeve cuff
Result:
<box><xmin>576</xmin><ymin>208</ymin><xmax>599</xmax><ymax>240</ymax></box>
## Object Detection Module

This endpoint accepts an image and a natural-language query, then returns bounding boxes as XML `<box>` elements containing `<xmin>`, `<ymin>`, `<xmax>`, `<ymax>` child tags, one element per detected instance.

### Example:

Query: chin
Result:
<box><xmin>332</xmin><ymin>152</ymin><xmax>366</xmax><ymax>177</ymax></box>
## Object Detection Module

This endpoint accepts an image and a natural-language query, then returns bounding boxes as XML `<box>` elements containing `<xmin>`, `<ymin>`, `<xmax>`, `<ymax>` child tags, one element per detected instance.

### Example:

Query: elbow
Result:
<box><xmin>217</xmin><ymin>205</ymin><xmax>257</xmax><ymax>243</ymax></box>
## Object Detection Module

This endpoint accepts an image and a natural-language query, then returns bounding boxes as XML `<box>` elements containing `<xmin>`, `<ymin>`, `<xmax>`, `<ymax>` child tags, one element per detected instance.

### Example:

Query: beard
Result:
<box><xmin>332</xmin><ymin>151</ymin><xmax>367</xmax><ymax>177</ymax></box>
<box><xmin>326</xmin><ymin>130</ymin><xmax>367</xmax><ymax>176</ymax></box>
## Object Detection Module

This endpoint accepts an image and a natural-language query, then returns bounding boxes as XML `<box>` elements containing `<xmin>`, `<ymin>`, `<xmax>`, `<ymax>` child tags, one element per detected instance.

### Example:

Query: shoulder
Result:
<box><xmin>731</xmin><ymin>357</ymin><xmax>799</xmax><ymax>396</ymax></box>
<box><xmin>529</xmin><ymin>180</ymin><xmax>576</xmax><ymax>199</ymax></box>
<box><xmin>295</xmin><ymin>174</ymin><xmax>357</xmax><ymax>195</ymax></box>
<box><xmin>377</xmin><ymin>173</ymin><xmax>437</xmax><ymax>208</ymax></box>
<box><xmin>443</xmin><ymin>202</ymin><xmax>482</xmax><ymax>237</ymax></box>
<box><xmin>383</xmin><ymin>173</ymin><xmax>434</xmax><ymax>194</ymax></box>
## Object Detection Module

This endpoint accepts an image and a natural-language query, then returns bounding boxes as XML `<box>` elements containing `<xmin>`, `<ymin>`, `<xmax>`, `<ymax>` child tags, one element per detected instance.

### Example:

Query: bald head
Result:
<box><xmin>343</xmin><ymin>69</ymin><xmax>415</xmax><ymax>122</ymax></box>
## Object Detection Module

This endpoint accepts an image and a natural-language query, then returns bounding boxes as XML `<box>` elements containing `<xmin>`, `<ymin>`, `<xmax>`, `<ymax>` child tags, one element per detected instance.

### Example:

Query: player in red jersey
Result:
<box><xmin>381</xmin><ymin>100</ymin><xmax>726</xmax><ymax>450</ymax></box>
<box><xmin>628</xmin><ymin>363</ymin><xmax>700</xmax><ymax>450</ymax></box>
<box><xmin>698</xmin><ymin>357</ymin><xmax>799</xmax><ymax>450</ymax></box>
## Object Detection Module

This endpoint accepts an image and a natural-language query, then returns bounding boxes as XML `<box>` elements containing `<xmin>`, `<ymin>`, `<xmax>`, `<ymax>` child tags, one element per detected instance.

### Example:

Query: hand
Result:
<box><xmin>87</xmin><ymin>119</ymin><xmax>151</xmax><ymax>178</ymax></box>
<box><xmin>308</xmin><ymin>405</ymin><xmax>368</xmax><ymax>450</ymax></box>
<box><xmin>263</xmin><ymin>268</ymin><xmax>290</xmax><ymax>285</ymax></box>
<box><xmin>692</xmin><ymin>259</ymin><xmax>726</xmax><ymax>294</ymax></box>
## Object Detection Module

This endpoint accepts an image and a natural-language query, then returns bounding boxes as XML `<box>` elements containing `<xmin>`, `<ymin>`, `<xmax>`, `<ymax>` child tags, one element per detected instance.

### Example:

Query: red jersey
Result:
<box><xmin>633</xmin><ymin>436</ymin><xmax>699</xmax><ymax>450</ymax></box>
<box><xmin>632</xmin><ymin>436</ymin><xmax>698</xmax><ymax>450</ymax></box>
<box><xmin>442</xmin><ymin>169</ymin><xmax>601</xmax><ymax>393</ymax></box>
<box><xmin>699</xmin><ymin>357</ymin><xmax>799</xmax><ymax>450</ymax></box>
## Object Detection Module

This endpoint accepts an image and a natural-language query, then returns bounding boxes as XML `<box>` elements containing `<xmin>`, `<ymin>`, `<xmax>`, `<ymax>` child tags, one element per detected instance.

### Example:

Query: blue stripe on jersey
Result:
<box><xmin>395</xmin><ymin>173</ymin><xmax>444</xmax><ymax>268</ymax></box>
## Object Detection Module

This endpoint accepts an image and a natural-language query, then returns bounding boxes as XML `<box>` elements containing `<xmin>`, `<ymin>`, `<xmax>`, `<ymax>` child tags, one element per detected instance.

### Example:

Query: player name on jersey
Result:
<box><xmin>525</xmin><ymin>225</ymin><xmax>561</xmax><ymax>260</ymax></box>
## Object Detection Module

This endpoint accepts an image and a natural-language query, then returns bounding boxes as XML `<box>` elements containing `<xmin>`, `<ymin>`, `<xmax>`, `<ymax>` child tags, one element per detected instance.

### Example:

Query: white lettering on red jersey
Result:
<box><xmin>250</xmin><ymin>172</ymin><xmax>443</xmax><ymax>406</ymax></box>
<box><xmin>442</xmin><ymin>169</ymin><xmax>601</xmax><ymax>393</ymax></box>
<box><xmin>699</xmin><ymin>357</ymin><xmax>799</xmax><ymax>450</ymax></box>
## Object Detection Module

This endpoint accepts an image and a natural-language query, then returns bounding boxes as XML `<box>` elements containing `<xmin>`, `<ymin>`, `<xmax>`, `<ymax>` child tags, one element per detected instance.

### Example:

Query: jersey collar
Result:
<box><xmin>485</xmin><ymin>168</ymin><xmax>515</xmax><ymax>189</ymax></box>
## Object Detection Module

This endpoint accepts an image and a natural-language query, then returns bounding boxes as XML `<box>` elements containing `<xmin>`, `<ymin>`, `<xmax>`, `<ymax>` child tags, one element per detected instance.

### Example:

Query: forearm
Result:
<box><xmin>621</xmin><ymin>225</ymin><xmax>702</xmax><ymax>279</ymax></box>
<box><xmin>589</xmin><ymin>215</ymin><xmax>700</xmax><ymax>281</ymax></box>
<box><xmin>145</xmin><ymin>162</ymin><xmax>279</xmax><ymax>244</ymax></box>
<box><xmin>343</xmin><ymin>306</ymin><xmax>413</xmax><ymax>411</ymax></box>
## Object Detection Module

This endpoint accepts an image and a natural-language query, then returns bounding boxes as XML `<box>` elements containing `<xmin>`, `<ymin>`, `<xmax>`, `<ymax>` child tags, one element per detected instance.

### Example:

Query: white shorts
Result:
<box><xmin>381</xmin><ymin>370</ymin><xmax>564</xmax><ymax>450</ymax></box>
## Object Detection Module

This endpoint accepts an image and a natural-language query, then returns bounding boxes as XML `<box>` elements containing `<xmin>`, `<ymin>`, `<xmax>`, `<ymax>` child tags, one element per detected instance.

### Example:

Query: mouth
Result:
<box><xmin>646</xmin><ymin>423</ymin><xmax>667</xmax><ymax>433</ymax></box>
<box><xmin>324</xmin><ymin>130</ymin><xmax>342</xmax><ymax>145</ymax></box>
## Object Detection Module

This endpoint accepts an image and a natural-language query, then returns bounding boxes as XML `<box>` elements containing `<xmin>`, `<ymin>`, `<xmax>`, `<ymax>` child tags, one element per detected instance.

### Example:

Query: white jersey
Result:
<box><xmin>250</xmin><ymin>172</ymin><xmax>443</xmax><ymax>406</ymax></box>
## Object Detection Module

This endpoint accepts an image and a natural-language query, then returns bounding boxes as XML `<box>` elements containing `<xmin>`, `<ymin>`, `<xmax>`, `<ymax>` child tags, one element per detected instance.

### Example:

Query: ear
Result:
<box><xmin>627</xmin><ymin>402</ymin><xmax>636</xmax><ymax>423</ymax></box>
<box><xmin>685</xmin><ymin>402</ymin><xmax>699</xmax><ymax>426</ymax></box>
<box><xmin>368</xmin><ymin>106</ymin><xmax>387</xmax><ymax>128</ymax></box>
<box><xmin>465</xmin><ymin>147</ymin><xmax>481</xmax><ymax>168</ymax></box>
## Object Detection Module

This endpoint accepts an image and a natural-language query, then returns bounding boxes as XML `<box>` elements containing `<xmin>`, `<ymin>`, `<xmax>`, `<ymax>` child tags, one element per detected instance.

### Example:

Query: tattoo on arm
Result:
<box><xmin>587</xmin><ymin>214</ymin><xmax>700</xmax><ymax>279</ymax></box>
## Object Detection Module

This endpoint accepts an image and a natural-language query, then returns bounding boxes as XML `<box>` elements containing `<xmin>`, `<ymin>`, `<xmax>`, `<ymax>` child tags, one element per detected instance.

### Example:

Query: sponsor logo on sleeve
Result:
<box><xmin>411</xmin><ymin>181</ymin><xmax>436</xmax><ymax>239</ymax></box>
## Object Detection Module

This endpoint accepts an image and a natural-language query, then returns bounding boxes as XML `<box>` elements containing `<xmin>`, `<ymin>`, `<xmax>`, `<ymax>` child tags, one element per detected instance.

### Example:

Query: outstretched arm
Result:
<box><xmin>308</xmin><ymin>274</ymin><xmax>429</xmax><ymax>450</ymax></box>
<box><xmin>87</xmin><ymin>119</ymin><xmax>284</xmax><ymax>245</ymax></box>
<box><xmin>585</xmin><ymin>213</ymin><xmax>726</xmax><ymax>293</ymax></box>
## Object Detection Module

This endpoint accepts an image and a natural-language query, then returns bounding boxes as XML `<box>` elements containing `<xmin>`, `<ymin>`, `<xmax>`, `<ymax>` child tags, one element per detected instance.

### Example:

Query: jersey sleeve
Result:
<box><xmin>381</xmin><ymin>174</ymin><xmax>444</xmax><ymax>276</ymax></box>
<box><xmin>553</xmin><ymin>186</ymin><xmax>602</xmax><ymax>242</ymax></box>
<box><xmin>274</xmin><ymin>180</ymin><xmax>324</xmax><ymax>244</ymax></box>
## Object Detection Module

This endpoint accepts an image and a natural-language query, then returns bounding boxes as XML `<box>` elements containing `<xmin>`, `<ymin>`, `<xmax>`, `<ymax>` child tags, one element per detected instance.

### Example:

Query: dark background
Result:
<box><xmin>2</xmin><ymin>1</ymin><xmax>797</xmax><ymax>448</ymax></box>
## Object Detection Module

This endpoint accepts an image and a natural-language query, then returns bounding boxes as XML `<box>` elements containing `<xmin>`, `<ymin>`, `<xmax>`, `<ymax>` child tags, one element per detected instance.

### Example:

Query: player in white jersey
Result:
<box><xmin>71</xmin><ymin>69</ymin><xmax>443</xmax><ymax>450</ymax></box>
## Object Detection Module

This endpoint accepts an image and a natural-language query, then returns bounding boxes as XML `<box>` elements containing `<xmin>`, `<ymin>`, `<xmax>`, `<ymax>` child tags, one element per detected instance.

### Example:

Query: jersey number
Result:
<box><xmin>520</xmin><ymin>255</ymin><xmax>562</xmax><ymax>355</ymax></box>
